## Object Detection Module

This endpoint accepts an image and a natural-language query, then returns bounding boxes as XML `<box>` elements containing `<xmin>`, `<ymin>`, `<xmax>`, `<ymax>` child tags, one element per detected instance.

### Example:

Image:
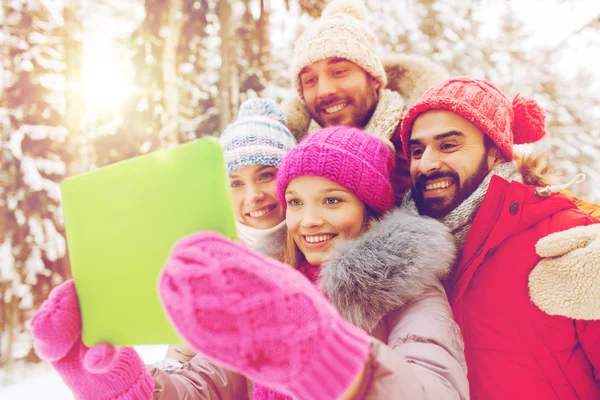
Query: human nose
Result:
<box><xmin>244</xmin><ymin>183</ymin><xmax>265</xmax><ymax>204</ymax></box>
<box><xmin>300</xmin><ymin>206</ymin><xmax>324</xmax><ymax>230</ymax></box>
<box><xmin>417</xmin><ymin>148</ymin><xmax>442</xmax><ymax>174</ymax></box>
<box><xmin>317</xmin><ymin>76</ymin><xmax>336</xmax><ymax>100</ymax></box>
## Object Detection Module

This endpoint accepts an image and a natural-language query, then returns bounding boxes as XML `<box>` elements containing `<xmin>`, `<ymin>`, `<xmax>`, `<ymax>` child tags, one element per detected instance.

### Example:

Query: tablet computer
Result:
<box><xmin>61</xmin><ymin>137</ymin><xmax>236</xmax><ymax>346</ymax></box>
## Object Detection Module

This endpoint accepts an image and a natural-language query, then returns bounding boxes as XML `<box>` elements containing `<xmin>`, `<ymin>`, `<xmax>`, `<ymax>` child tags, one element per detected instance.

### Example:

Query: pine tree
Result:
<box><xmin>90</xmin><ymin>0</ymin><xmax>169</xmax><ymax>167</ymax></box>
<box><xmin>238</xmin><ymin>0</ymin><xmax>269</xmax><ymax>95</ymax></box>
<box><xmin>0</xmin><ymin>0</ymin><xmax>72</xmax><ymax>365</ymax></box>
<box><xmin>216</xmin><ymin>0</ymin><xmax>242</xmax><ymax>131</ymax></box>
<box><xmin>177</xmin><ymin>0</ymin><xmax>220</xmax><ymax>140</ymax></box>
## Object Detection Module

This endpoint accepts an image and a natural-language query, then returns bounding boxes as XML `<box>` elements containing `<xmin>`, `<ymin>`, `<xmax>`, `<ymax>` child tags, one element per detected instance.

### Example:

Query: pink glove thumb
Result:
<box><xmin>31</xmin><ymin>280</ymin><xmax>154</xmax><ymax>400</ymax></box>
<box><xmin>31</xmin><ymin>280</ymin><xmax>82</xmax><ymax>361</ymax></box>
<box><xmin>84</xmin><ymin>343</ymin><xmax>123</xmax><ymax>373</ymax></box>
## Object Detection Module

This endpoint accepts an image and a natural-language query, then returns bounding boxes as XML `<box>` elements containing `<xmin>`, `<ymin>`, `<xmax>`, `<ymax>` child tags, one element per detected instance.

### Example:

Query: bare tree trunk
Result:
<box><xmin>0</xmin><ymin>282</ymin><xmax>6</xmax><ymax>366</ymax></box>
<box><xmin>217</xmin><ymin>0</ymin><xmax>237</xmax><ymax>132</ymax></box>
<box><xmin>6</xmin><ymin>299</ymin><xmax>16</xmax><ymax>369</ymax></box>
<box><xmin>258</xmin><ymin>0</ymin><xmax>268</xmax><ymax>77</ymax></box>
<box><xmin>163</xmin><ymin>0</ymin><xmax>184</xmax><ymax>143</ymax></box>
<box><xmin>0</xmin><ymin>295</ymin><xmax>17</xmax><ymax>369</ymax></box>
<box><xmin>64</xmin><ymin>1</ymin><xmax>84</xmax><ymax>175</ymax></box>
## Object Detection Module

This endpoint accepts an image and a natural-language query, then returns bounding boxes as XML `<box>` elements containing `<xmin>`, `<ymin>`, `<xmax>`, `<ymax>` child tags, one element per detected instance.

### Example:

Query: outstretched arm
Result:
<box><xmin>320</xmin><ymin>209</ymin><xmax>468</xmax><ymax>399</ymax></box>
<box><xmin>530</xmin><ymin>221</ymin><xmax>600</xmax><ymax>383</ymax></box>
<box><xmin>31</xmin><ymin>280</ymin><xmax>154</xmax><ymax>400</ymax></box>
<box><xmin>576</xmin><ymin>320</ymin><xmax>600</xmax><ymax>381</ymax></box>
<box><xmin>342</xmin><ymin>284</ymin><xmax>468</xmax><ymax>400</ymax></box>
<box><xmin>148</xmin><ymin>355</ymin><xmax>250</xmax><ymax>399</ymax></box>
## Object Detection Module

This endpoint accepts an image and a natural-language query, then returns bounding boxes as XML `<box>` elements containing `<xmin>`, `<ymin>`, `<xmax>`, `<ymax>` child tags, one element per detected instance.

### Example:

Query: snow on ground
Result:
<box><xmin>0</xmin><ymin>345</ymin><xmax>168</xmax><ymax>399</ymax></box>
<box><xmin>0</xmin><ymin>364</ymin><xmax>73</xmax><ymax>400</ymax></box>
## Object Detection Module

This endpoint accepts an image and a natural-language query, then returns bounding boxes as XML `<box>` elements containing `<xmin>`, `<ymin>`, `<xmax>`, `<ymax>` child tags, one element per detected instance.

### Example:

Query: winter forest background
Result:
<box><xmin>0</xmin><ymin>0</ymin><xmax>599</xmax><ymax>391</ymax></box>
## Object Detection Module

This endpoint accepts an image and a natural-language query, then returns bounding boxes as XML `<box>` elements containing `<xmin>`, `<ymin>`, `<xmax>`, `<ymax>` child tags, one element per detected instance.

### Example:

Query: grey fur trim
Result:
<box><xmin>319</xmin><ymin>209</ymin><xmax>457</xmax><ymax>332</ymax></box>
<box><xmin>280</xmin><ymin>94</ymin><xmax>311</xmax><ymax>142</ymax></box>
<box><xmin>383</xmin><ymin>53</ymin><xmax>451</xmax><ymax>108</ymax></box>
<box><xmin>152</xmin><ymin>358</ymin><xmax>184</xmax><ymax>374</ymax></box>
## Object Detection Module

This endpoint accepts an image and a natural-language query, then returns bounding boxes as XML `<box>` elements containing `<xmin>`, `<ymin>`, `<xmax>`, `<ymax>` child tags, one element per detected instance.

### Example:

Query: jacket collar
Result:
<box><xmin>447</xmin><ymin>175</ymin><xmax>577</xmax><ymax>302</ymax></box>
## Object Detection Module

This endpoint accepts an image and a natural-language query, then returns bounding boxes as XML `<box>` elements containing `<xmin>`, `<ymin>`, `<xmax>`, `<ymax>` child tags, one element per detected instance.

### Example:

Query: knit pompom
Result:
<box><xmin>238</xmin><ymin>98</ymin><xmax>287</xmax><ymax>126</ymax></box>
<box><xmin>322</xmin><ymin>0</ymin><xmax>367</xmax><ymax>20</ymax></box>
<box><xmin>512</xmin><ymin>94</ymin><xmax>546</xmax><ymax>144</ymax></box>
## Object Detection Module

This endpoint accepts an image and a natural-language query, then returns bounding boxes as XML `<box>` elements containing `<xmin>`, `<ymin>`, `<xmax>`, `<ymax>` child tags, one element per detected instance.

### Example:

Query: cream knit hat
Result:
<box><xmin>291</xmin><ymin>0</ymin><xmax>387</xmax><ymax>99</ymax></box>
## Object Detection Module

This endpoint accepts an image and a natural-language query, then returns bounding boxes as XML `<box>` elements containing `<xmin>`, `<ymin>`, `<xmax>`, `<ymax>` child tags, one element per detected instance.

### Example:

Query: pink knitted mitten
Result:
<box><xmin>31</xmin><ymin>280</ymin><xmax>154</xmax><ymax>400</ymax></box>
<box><xmin>159</xmin><ymin>232</ymin><xmax>371</xmax><ymax>400</ymax></box>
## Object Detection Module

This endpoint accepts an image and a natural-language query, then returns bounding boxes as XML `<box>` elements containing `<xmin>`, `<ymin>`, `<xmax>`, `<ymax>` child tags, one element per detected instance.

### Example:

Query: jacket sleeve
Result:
<box><xmin>562</xmin><ymin>190</ymin><xmax>600</xmax><ymax>220</ymax></box>
<box><xmin>356</xmin><ymin>281</ymin><xmax>469</xmax><ymax>400</ymax></box>
<box><xmin>576</xmin><ymin>320</ymin><xmax>600</xmax><ymax>380</ymax></box>
<box><xmin>165</xmin><ymin>343</ymin><xmax>197</xmax><ymax>363</ymax></box>
<box><xmin>147</xmin><ymin>351</ymin><xmax>251</xmax><ymax>399</ymax></box>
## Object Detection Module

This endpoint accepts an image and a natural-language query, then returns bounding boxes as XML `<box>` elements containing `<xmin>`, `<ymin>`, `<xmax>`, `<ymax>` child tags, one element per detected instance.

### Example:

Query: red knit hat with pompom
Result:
<box><xmin>399</xmin><ymin>76</ymin><xmax>546</xmax><ymax>161</ymax></box>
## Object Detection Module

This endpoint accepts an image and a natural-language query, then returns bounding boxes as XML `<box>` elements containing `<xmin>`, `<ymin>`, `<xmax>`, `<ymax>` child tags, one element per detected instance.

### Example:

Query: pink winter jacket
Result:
<box><xmin>148</xmin><ymin>210</ymin><xmax>468</xmax><ymax>399</ymax></box>
<box><xmin>147</xmin><ymin>280</ymin><xmax>468</xmax><ymax>399</ymax></box>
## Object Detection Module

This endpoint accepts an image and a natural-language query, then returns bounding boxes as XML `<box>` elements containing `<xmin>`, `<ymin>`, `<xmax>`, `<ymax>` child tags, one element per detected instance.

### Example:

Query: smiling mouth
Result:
<box><xmin>303</xmin><ymin>234</ymin><xmax>337</xmax><ymax>244</ymax></box>
<box><xmin>424</xmin><ymin>179</ymin><xmax>454</xmax><ymax>191</ymax></box>
<box><xmin>246</xmin><ymin>204</ymin><xmax>276</xmax><ymax>218</ymax></box>
<box><xmin>323</xmin><ymin>103</ymin><xmax>348</xmax><ymax>115</ymax></box>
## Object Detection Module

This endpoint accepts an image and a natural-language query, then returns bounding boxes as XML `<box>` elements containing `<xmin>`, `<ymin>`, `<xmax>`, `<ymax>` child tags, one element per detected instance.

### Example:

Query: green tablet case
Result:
<box><xmin>61</xmin><ymin>137</ymin><xmax>237</xmax><ymax>347</ymax></box>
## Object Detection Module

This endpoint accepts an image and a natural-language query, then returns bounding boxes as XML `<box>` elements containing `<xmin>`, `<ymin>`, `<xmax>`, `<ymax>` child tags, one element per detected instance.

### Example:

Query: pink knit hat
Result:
<box><xmin>400</xmin><ymin>76</ymin><xmax>547</xmax><ymax>161</ymax></box>
<box><xmin>276</xmin><ymin>126</ymin><xmax>394</xmax><ymax>216</ymax></box>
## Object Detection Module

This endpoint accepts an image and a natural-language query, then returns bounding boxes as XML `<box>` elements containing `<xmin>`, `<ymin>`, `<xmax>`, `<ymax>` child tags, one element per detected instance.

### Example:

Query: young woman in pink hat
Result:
<box><xmin>31</xmin><ymin>126</ymin><xmax>468</xmax><ymax>399</ymax></box>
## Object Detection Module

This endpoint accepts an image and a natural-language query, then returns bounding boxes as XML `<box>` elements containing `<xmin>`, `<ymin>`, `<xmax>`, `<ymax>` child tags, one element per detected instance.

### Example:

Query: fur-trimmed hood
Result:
<box><xmin>381</xmin><ymin>53</ymin><xmax>451</xmax><ymax>109</ymax></box>
<box><xmin>282</xmin><ymin>53</ymin><xmax>450</xmax><ymax>142</ymax></box>
<box><xmin>319</xmin><ymin>209</ymin><xmax>456</xmax><ymax>332</ymax></box>
<box><xmin>516</xmin><ymin>151</ymin><xmax>562</xmax><ymax>188</ymax></box>
<box><xmin>318</xmin><ymin>152</ymin><xmax>565</xmax><ymax>333</ymax></box>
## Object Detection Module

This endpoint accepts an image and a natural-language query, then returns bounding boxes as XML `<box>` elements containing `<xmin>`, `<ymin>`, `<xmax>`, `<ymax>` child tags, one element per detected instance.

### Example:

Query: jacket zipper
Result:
<box><xmin>451</xmin><ymin>193</ymin><xmax>506</xmax><ymax>292</ymax></box>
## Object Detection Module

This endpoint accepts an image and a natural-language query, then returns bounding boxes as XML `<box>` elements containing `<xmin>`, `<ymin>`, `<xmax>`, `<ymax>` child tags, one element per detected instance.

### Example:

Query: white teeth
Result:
<box><xmin>249</xmin><ymin>207</ymin><xmax>272</xmax><ymax>217</ymax></box>
<box><xmin>324</xmin><ymin>103</ymin><xmax>347</xmax><ymax>114</ymax></box>
<box><xmin>305</xmin><ymin>235</ymin><xmax>334</xmax><ymax>244</ymax></box>
<box><xmin>425</xmin><ymin>180</ymin><xmax>452</xmax><ymax>191</ymax></box>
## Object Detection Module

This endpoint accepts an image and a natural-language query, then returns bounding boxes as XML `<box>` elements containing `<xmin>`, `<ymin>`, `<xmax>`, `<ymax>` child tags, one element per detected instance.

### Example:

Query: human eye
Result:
<box><xmin>259</xmin><ymin>171</ymin><xmax>276</xmax><ymax>182</ymax></box>
<box><xmin>440</xmin><ymin>142</ymin><xmax>458</xmax><ymax>152</ymax></box>
<box><xmin>230</xmin><ymin>180</ymin><xmax>243</xmax><ymax>188</ymax></box>
<box><xmin>332</xmin><ymin>68</ymin><xmax>348</xmax><ymax>76</ymax></box>
<box><xmin>410</xmin><ymin>147</ymin><xmax>424</xmax><ymax>160</ymax></box>
<box><xmin>287</xmin><ymin>198</ymin><xmax>302</xmax><ymax>207</ymax></box>
<box><xmin>301</xmin><ymin>75</ymin><xmax>316</xmax><ymax>87</ymax></box>
<box><xmin>324</xmin><ymin>197</ymin><xmax>342</xmax><ymax>205</ymax></box>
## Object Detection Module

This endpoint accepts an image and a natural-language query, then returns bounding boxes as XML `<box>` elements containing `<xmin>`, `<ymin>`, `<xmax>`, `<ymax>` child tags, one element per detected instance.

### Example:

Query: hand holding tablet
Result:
<box><xmin>61</xmin><ymin>138</ymin><xmax>236</xmax><ymax>346</ymax></box>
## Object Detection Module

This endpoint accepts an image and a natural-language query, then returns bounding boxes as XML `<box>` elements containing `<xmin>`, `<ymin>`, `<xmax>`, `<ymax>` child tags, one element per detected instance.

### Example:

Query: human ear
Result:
<box><xmin>370</xmin><ymin>76</ymin><xmax>381</xmax><ymax>91</ymax></box>
<box><xmin>487</xmin><ymin>146</ymin><xmax>506</xmax><ymax>169</ymax></box>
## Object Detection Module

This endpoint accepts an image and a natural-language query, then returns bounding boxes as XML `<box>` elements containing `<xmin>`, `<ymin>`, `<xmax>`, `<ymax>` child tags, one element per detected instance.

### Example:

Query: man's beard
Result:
<box><xmin>413</xmin><ymin>155</ymin><xmax>490</xmax><ymax>219</ymax></box>
<box><xmin>312</xmin><ymin>91</ymin><xmax>377</xmax><ymax>128</ymax></box>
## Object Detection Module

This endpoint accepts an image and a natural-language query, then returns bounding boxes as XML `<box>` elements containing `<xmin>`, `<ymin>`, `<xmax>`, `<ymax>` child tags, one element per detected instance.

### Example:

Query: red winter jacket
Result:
<box><xmin>447</xmin><ymin>175</ymin><xmax>600</xmax><ymax>400</ymax></box>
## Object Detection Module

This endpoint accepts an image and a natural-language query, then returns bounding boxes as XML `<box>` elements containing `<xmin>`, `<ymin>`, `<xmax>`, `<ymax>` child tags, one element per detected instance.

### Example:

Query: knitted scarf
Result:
<box><xmin>236</xmin><ymin>220</ymin><xmax>287</xmax><ymax>260</ymax></box>
<box><xmin>307</xmin><ymin>89</ymin><xmax>406</xmax><ymax>142</ymax></box>
<box><xmin>402</xmin><ymin>162</ymin><xmax>522</xmax><ymax>247</ymax></box>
